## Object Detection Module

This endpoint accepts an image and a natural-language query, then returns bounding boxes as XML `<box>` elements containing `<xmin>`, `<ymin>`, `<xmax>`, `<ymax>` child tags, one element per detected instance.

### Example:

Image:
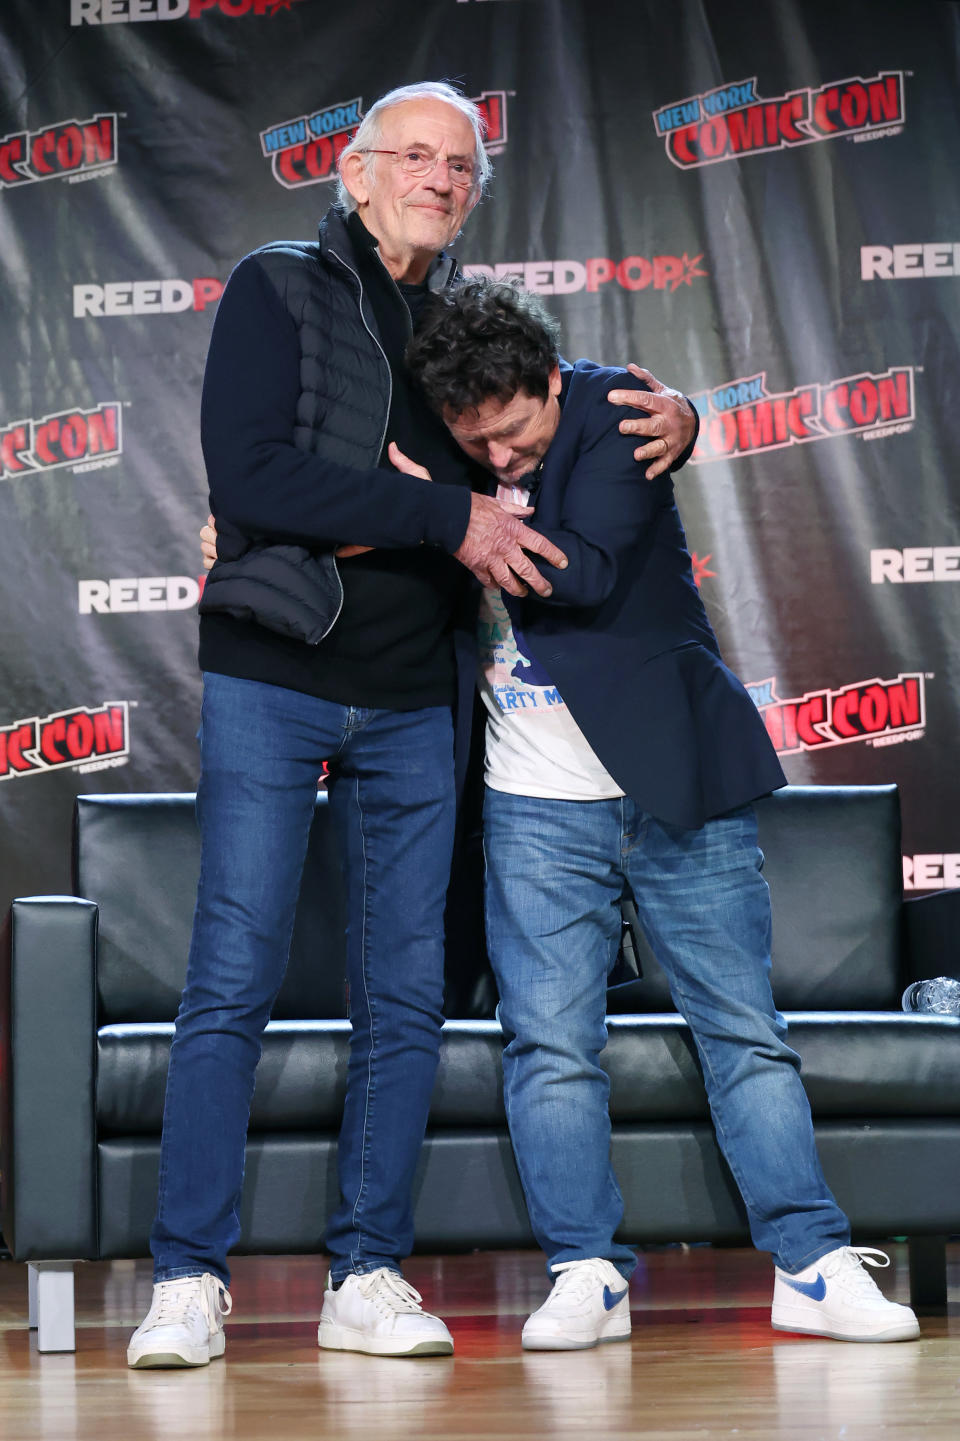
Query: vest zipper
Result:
<box><xmin>305</xmin><ymin>244</ymin><xmax>395</xmax><ymax>645</ymax></box>
<box><xmin>318</xmin><ymin>241</ymin><xmax>452</xmax><ymax>647</ymax></box>
<box><xmin>327</xmin><ymin>246</ymin><xmax>393</xmax><ymax>464</ymax></box>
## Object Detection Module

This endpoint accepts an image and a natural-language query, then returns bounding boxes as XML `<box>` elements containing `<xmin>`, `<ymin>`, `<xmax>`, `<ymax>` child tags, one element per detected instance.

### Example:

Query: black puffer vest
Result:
<box><xmin>198</xmin><ymin>205</ymin><xmax>459</xmax><ymax>645</ymax></box>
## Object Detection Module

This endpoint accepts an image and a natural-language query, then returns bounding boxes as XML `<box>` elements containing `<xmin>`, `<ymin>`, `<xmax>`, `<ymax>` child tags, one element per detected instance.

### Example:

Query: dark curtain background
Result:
<box><xmin>1</xmin><ymin>0</ymin><xmax>958</xmax><ymax>912</ymax></box>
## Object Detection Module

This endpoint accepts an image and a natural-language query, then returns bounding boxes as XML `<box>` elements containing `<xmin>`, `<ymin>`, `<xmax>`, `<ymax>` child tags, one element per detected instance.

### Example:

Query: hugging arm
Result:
<box><xmin>607</xmin><ymin>364</ymin><xmax>699</xmax><ymax>477</ymax></box>
<box><xmin>201</xmin><ymin>256</ymin><xmax>471</xmax><ymax>554</ymax></box>
<box><xmin>525</xmin><ymin>376</ymin><xmax>672</xmax><ymax>609</ymax></box>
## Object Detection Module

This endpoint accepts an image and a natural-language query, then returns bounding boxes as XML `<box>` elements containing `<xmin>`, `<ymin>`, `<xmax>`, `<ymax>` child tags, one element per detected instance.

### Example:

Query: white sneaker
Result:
<box><xmin>772</xmin><ymin>1246</ymin><xmax>920</xmax><ymax>1342</ymax></box>
<box><xmin>127</xmin><ymin>1273</ymin><xmax>232</xmax><ymax>1368</ymax></box>
<box><xmin>521</xmin><ymin>1258</ymin><xmax>632</xmax><ymax>1351</ymax></box>
<box><xmin>317</xmin><ymin>1269</ymin><xmax>454</xmax><ymax>1357</ymax></box>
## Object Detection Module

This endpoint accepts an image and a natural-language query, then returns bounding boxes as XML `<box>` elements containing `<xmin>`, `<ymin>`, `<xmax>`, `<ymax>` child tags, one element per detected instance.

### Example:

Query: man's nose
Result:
<box><xmin>423</xmin><ymin>157</ymin><xmax>454</xmax><ymax>192</ymax></box>
<box><xmin>488</xmin><ymin>441</ymin><xmax>513</xmax><ymax>469</ymax></box>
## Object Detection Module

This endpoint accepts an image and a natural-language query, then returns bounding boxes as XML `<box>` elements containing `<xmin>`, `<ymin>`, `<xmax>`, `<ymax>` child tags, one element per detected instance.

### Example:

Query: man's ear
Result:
<box><xmin>547</xmin><ymin>364</ymin><xmax>562</xmax><ymax>399</ymax></box>
<box><xmin>339</xmin><ymin>151</ymin><xmax>372</xmax><ymax>207</ymax></box>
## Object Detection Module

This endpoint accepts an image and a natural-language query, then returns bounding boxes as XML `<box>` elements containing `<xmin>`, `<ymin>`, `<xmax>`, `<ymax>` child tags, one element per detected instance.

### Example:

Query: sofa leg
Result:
<box><xmin>907</xmin><ymin>1236</ymin><xmax>947</xmax><ymax>1313</ymax></box>
<box><xmin>28</xmin><ymin>1262</ymin><xmax>76</xmax><ymax>1352</ymax></box>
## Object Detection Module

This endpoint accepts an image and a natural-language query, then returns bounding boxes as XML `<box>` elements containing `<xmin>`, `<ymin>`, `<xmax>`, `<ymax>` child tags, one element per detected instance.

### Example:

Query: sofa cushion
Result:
<box><xmin>96</xmin><ymin>1020</ymin><xmax>510</xmax><ymax>1134</ymax></box>
<box><xmin>97</xmin><ymin>1021</ymin><xmax>351</xmax><ymax>1134</ymax></box>
<box><xmin>75</xmin><ymin>793</ymin><xmax>348</xmax><ymax>1024</ymax></box>
<box><xmin>608</xmin><ymin>1013</ymin><xmax>960</xmax><ymax>1117</ymax></box>
<box><xmin>80</xmin><ymin>784</ymin><xmax>905</xmax><ymax>1028</ymax></box>
<box><xmin>96</xmin><ymin>1119</ymin><xmax>960</xmax><ymax>1260</ymax></box>
<box><xmin>608</xmin><ymin>784</ymin><xmax>905</xmax><ymax>1013</ymax></box>
<box><xmin>97</xmin><ymin>1012</ymin><xmax>960</xmax><ymax>1134</ymax></box>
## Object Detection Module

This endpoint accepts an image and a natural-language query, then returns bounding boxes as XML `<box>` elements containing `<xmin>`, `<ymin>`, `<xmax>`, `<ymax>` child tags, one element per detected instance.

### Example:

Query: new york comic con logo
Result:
<box><xmin>261</xmin><ymin>91</ymin><xmax>508</xmax><ymax>190</ymax></box>
<box><xmin>653</xmin><ymin>72</ymin><xmax>905</xmax><ymax>168</ymax></box>
<box><xmin>0</xmin><ymin>703</ymin><xmax>130</xmax><ymax>780</ymax></box>
<box><xmin>0</xmin><ymin>113</ymin><xmax>117</xmax><ymax>188</ymax></box>
<box><xmin>747</xmin><ymin>674</ymin><xmax>925</xmax><ymax>755</ymax></box>
<box><xmin>1</xmin><ymin>403</ymin><xmax>122</xmax><ymax>479</ymax></box>
<box><xmin>689</xmin><ymin>367</ymin><xmax>915</xmax><ymax>464</ymax></box>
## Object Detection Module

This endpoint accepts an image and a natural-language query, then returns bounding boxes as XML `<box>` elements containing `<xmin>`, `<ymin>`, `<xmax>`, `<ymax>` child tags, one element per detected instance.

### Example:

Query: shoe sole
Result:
<box><xmin>318</xmin><ymin>1323</ymin><xmax>453</xmax><ymax>1357</ymax></box>
<box><xmin>127</xmin><ymin>1332</ymin><xmax>225</xmax><ymax>1369</ymax></box>
<box><xmin>522</xmin><ymin>1328</ymin><xmax>631</xmax><ymax>1351</ymax></box>
<box><xmin>771</xmin><ymin>1313</ymin><xmax>920</xmax><ymax>1343</ymax></box>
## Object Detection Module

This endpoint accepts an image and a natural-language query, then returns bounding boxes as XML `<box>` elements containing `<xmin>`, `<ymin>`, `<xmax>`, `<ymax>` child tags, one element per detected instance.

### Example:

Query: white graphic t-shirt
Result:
<box><xmin>476</xmin><ymin>483</ymin><xmax>625</xmax><ymax>801</ymax></box>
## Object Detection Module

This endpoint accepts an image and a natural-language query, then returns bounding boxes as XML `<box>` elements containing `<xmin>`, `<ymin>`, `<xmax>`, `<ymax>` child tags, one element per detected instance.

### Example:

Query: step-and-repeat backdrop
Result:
<box><xmin>2</xmin><ymin>0</ymin><xmax>958</xmax><ymax>915</ymax></box>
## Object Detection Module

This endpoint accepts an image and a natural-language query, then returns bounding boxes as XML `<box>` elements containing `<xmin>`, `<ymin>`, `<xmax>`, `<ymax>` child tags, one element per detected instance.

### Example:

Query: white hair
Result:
<box><xmin>336</xmin><ymin>81</ymin><xmax>492</xmax><ymax>213</ymax></box>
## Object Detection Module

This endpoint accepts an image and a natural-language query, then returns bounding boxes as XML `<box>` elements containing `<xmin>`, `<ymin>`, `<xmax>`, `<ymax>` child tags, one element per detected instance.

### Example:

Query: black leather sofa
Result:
<box><xmin>3</xmin><ymin>783</ymin><xmax>959</xmax><ymax>1350</ymax></box>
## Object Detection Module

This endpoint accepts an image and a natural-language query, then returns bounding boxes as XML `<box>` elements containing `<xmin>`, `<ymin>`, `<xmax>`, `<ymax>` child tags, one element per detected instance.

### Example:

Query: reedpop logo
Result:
<box><xmin>73</xmin><ymin>277</ymin><xmax>223</xmax><ymax>317</ymax></box>
<box><xmin>862</xmin><ymin>243</ymin><xmax>960</xmax><ymax>280</ymax></box>
<box><xmin>463</xmin><ymin>252</ymin><xmax>706</xmax><ymax>296</ymax></box>
<box><xmin>71</xmin><ymin>1</ymin><xmax>305</xmax><ymax>23</ymax></box>
<box><xmin>78</xmin><ymin>576</ymin><xmax>204</xmax><ymax>612</ymax></box>
<box><xmin>871</xmin><ymin>548</ymin><xmax>960</xmax><ymax>584</ymax></box>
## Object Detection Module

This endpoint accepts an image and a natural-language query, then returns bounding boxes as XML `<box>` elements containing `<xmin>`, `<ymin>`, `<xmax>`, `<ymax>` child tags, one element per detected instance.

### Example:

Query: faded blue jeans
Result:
<box><xmin>482</xmin><ymin>789</ymin><xmax>850</xmax><ymax>1280</ymax></box>
<box><xmin>151</xmin><ymin>673</ymin><xmax>456</xmax><ymax>1286</ymax></box>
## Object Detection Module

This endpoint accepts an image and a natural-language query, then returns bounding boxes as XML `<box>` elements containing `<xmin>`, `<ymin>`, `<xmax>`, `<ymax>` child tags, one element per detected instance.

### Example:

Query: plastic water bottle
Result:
<box><xmin>901</xmin><ymin>977</ymin><xmax>960</xmax><ymax>1015</ymax></box>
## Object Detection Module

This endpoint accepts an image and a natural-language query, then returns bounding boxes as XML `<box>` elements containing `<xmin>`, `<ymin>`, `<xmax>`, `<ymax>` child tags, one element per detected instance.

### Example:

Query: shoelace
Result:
<box><xmin>821</xmin><ymin>1246</ymin><xmax>890</xmax><ymax>1298</ymax></box>
<box><xmin>355</xmin><ymin>1269</ymin><xmax>426</xmax><ymax>1317</ymax></box>
<box><xmin>151</xmin><ymin>1276</ymin><xmax>232</xmax><ymax>1326</ymax></box>
<box><xmin>545</xmin><ymin>1260</ymin><xmax>620</xmax><ymax>1308</ymax></box>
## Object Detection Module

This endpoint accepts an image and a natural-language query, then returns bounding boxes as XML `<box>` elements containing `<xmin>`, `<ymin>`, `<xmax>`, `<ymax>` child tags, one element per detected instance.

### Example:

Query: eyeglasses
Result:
<box><xmin>358</xmin><ymin>147</ymin><xmax>477</xmax><ymax>189</ymax></box>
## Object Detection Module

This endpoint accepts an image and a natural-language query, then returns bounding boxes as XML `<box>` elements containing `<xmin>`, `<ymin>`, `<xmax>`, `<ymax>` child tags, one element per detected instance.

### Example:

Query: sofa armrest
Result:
<box><xmin>902</xmin><ymin>888</ymin><xmax>960</xmax><ymax>986</ymax></box>
<box><xmin>1</xmin><ymin>897</ymin><xmax>98</xmax><ymax>1259</ymax></box>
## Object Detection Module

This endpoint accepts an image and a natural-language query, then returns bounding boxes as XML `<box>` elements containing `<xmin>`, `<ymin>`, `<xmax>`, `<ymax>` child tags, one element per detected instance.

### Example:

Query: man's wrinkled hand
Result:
<box><xmin>607</xmin><ymin>364</ymin><xmax>697</xmax><ymax>478</ymax></box>
<box><xmin>455</xmin><ymin>493</ymin><xmax>567</xmax><ymax>597</ymax></box>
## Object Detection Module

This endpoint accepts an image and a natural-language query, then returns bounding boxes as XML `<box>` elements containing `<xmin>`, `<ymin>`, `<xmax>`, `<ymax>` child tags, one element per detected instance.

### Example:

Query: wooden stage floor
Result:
<box><xmin>1</xmin><ymin>1246</ymin><xmax>959</xmax><ymax>1439</ymax></box>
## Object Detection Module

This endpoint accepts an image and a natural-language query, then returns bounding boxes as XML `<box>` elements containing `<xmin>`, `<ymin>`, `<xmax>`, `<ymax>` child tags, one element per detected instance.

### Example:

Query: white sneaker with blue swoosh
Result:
<box><xmin>521</xmin><ymin>1258</ymin><xmax>632</xmax><ymax>1351</ymax></box>
<box><xmin>771</xmin><ymin>1246</ymin><xmax>920</xmax><ymax>1342</ymax></box>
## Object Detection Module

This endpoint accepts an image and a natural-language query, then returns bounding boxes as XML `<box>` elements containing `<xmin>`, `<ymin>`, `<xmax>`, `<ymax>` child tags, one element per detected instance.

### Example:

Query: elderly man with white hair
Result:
<box><xmin>127</xmin><ymin>81</ymin><xmax>698</xmax><ymax>1370</ymax></box>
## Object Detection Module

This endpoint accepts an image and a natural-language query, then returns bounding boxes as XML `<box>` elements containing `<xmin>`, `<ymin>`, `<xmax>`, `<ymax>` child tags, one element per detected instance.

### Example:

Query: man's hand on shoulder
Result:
<box><xmin>456</xmin><ymin>493</ymin><xmax>567</xmax><ymax>597</ymax></box>
<box><xmin>606</xmin><ymin>364</ymin><xmax>697</xmax><ymax>478</ymax></box>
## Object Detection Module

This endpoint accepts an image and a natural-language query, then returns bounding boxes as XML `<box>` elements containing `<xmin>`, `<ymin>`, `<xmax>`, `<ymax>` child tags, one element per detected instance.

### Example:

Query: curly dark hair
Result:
<box><xmin>405</xmin><ymin>278</ymin><xmax>562</xmax><ymax>416</ymax></box>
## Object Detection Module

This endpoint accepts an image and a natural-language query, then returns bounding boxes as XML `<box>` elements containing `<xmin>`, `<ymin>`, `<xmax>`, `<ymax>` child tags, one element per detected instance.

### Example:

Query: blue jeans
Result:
<box><xmin>151</xmin><ymin>673</ymin><xmax>456</xmax><ymax>1286</ymax></box>
<box><xmin>482</xmin><ymin>789</ymin><xmax>850</xmax><ymax>1280</ymax></box>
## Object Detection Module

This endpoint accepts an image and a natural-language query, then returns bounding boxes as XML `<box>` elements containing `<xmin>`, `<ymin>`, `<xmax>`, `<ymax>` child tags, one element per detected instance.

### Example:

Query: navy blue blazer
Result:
<box><xmin>514</xmin><ymin>359</ymin><xmax>786</xmax><ymax>830</ymax></box>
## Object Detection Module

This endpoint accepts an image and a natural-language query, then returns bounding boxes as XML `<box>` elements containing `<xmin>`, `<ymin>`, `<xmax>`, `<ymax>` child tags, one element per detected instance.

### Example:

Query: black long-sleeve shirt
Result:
<box><xmin>198</xmin><ymin>215</ymin><xmax>482</xmax><ymax>709</ymax></box>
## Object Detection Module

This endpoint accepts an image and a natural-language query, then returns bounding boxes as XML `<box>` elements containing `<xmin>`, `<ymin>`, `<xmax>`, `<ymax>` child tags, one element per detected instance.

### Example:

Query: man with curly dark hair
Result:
<box><xmin>399</xmin><ymin>280</ymin><xmax>920</xmax><ymax>1353</ymax></box>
